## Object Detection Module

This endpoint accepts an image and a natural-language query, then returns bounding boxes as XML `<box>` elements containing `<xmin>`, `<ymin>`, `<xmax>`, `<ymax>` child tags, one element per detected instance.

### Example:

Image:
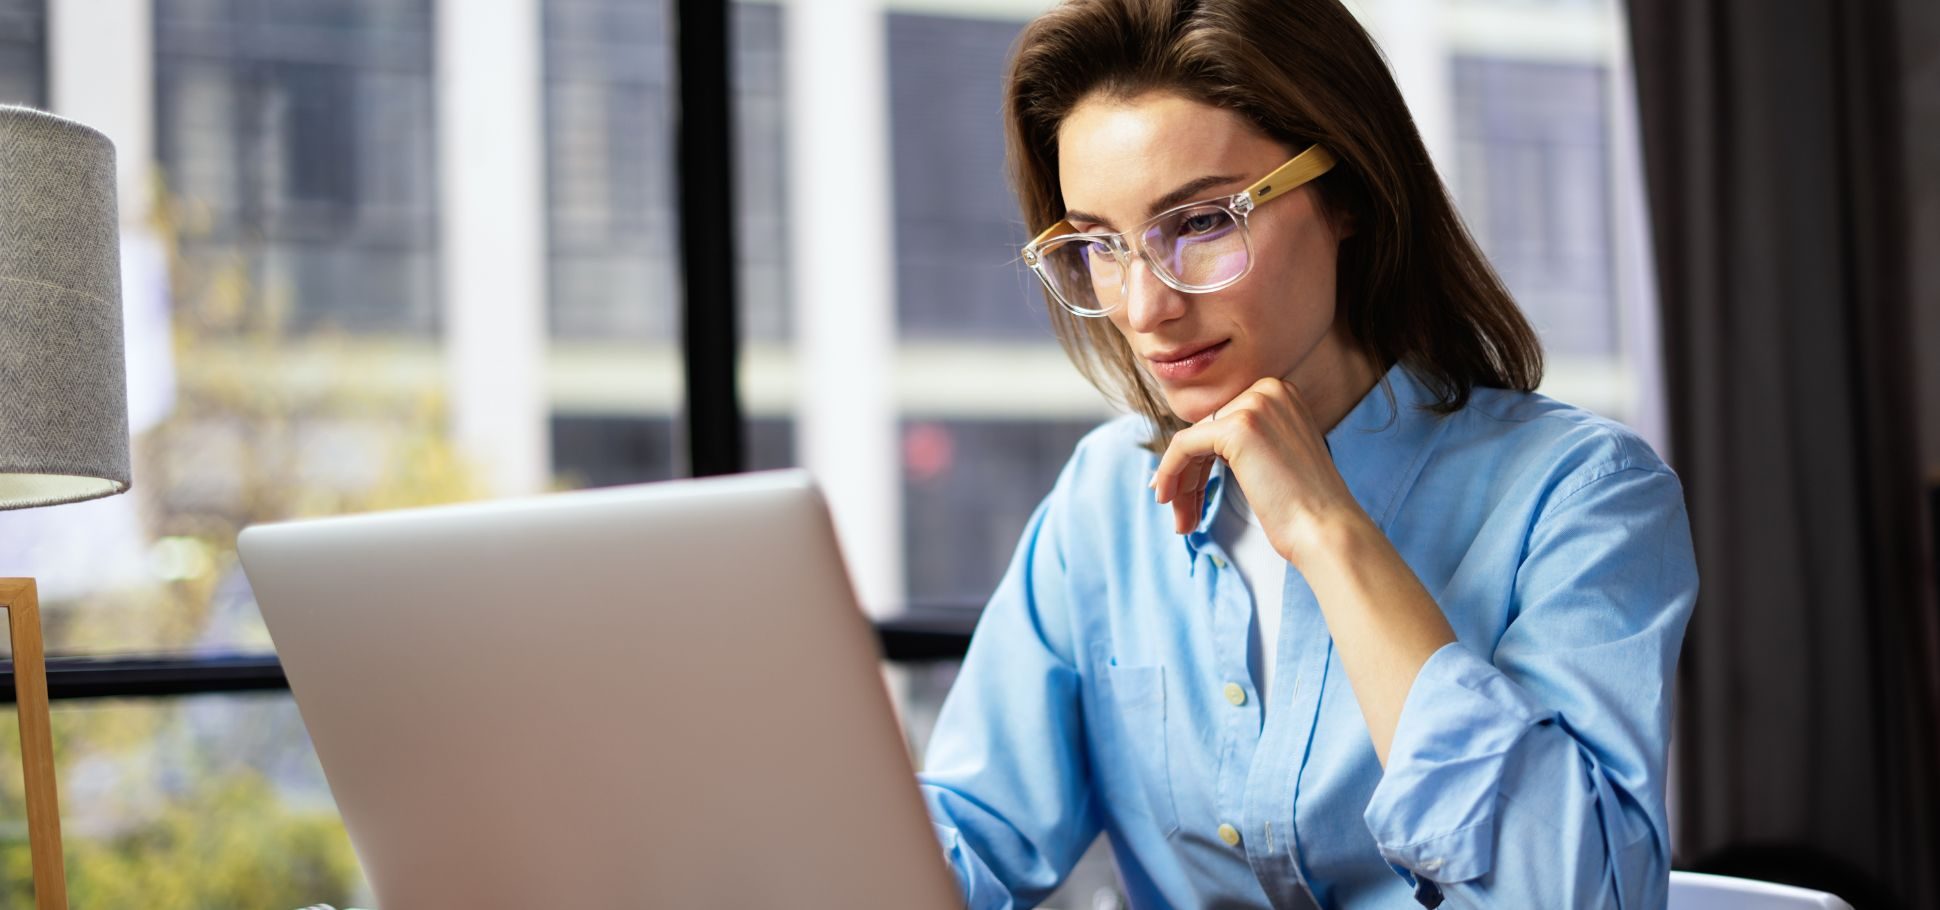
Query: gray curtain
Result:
<box><xmin>1625</xmin><ymin>0</ymin><xmax>1940</xmax><ymax>907</ymax></box>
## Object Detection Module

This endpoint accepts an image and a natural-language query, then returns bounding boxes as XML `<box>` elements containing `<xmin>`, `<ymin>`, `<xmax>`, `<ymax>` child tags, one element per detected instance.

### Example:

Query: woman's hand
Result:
<box><xmin>1154</xmin><ymin>376</ymin><xmax>1458</xmax><ymax>766</ymax></box>
<box><xmin>1149</xmin><ymin>376</ymin><xmax>1369</xmax><ymax>566</ymax></box>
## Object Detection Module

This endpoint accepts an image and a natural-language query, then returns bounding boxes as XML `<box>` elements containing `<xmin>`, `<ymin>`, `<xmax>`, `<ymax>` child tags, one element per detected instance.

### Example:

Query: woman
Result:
<box><xmin>917</xmin><ymin>0</ymin><xmax>1698</xmax><ymax>907</ymax></box>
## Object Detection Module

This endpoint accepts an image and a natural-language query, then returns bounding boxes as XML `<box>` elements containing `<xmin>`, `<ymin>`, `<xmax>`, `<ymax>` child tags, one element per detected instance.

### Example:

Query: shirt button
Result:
<box><xmin>1218</xmin><ymin>823</ymin><xmax>1242</xmax><ymax>847</ymax></box>
<box><xmin>1210</xmin><ymin>554</ymin><xmax>1228</xmax><ymax>569</ymax></box>
<box><xmin>1223</xmin><ymin>682</ymin><xmax>1247</xmax><ymax>706</ymax></box>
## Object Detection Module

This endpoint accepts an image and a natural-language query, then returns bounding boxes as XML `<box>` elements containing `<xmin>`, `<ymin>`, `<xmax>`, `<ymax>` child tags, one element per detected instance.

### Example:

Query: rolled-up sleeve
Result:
<box><xmin>919</xmin><ymin>491</ymin><xmax>1101</xmax><ymax>910</ymax></box>
<box><xmin>1362</xmin><ymin>465</ymin><xmax>1699</xmax><ymax>909</ymax></box>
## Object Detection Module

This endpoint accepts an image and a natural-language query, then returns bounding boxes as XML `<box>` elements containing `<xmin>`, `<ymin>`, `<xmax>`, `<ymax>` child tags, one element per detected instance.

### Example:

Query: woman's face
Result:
<box><xmin>1056</xmin><ymin>91</ymin><xmax>1359</xmax><ymax>424</ymax></box>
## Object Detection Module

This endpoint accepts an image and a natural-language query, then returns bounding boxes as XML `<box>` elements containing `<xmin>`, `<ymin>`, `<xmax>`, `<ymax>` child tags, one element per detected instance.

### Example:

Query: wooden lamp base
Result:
<box><xmin>0</xmin><ymin>579</ymin><xmax>66</xmax><ymax>909</ymax></box>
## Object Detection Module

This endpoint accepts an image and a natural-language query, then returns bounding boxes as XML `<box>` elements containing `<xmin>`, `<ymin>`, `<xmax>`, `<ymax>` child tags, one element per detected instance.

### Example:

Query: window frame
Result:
<box><xmin>0</xmin><ymin>0</ymin><xmax>971</xmax><ymax>708</ymax></box>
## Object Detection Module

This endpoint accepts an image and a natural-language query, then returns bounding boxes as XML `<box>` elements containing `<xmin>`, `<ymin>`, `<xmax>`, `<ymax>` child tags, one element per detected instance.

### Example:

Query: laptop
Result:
<box><xmin>237</xmin><ymin>469</ymin><xmax>962</xmax><ymax>909</ymax></box>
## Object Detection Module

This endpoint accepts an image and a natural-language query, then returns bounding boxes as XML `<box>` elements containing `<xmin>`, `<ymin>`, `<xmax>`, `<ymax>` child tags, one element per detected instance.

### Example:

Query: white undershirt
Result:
<box><xmin>1211</xmin><ymin>479</ymin><xmax>1287</xmax><ymax>707</ymax></box>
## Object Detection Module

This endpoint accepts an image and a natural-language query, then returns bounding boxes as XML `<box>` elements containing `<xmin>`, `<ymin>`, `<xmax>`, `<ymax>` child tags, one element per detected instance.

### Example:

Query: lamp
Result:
<box><xmin>0</xmin><ymin>104</ymin><xmax>134</xmax><ymax>910</ymax></box>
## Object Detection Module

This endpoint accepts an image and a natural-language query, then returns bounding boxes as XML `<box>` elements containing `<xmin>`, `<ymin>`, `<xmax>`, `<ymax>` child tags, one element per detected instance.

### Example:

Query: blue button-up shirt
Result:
<box><xmin>919</xmin><ymin>363</ymin><xmax>1698</xmax><ymax>909</ymax></box>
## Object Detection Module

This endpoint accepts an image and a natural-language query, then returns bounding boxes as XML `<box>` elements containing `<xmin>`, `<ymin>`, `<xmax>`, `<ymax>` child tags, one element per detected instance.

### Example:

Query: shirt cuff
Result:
<box><xmin>933</xmin><ymin>821</ymin><xmax>1012</xmax><ymax>910</ymax></box>
<box><xmin>1362</xmin><ymin>641</ymin><xmax>1553</xmax><ymax>885</ymax></box>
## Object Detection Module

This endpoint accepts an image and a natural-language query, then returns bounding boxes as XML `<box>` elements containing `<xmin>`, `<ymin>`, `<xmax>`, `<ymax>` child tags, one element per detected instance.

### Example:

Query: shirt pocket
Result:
<box><xmin>1106</xmin><ymin>663</ymin><xmax>1180</xmax><ymax>838</ymax></box>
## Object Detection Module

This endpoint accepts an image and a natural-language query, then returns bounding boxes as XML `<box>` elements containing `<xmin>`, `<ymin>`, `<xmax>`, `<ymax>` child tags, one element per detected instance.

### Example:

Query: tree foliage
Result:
<box><xmin>0</xmin><ymin>177</ymin><xmax>490</xmax><ymax>907</ymax></box>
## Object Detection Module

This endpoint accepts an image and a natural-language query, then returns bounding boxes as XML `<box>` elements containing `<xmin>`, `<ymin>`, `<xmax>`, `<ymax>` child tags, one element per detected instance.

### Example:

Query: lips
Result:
<box><xmin>1145</xmin><ymin>339</ymin><xmax>1229</xmax><ymax>381</ymax></box>
<box><xmin>1148</xmin><ymin>340</ymin><xmax>1227</xmax><ymax>364</ymax></box>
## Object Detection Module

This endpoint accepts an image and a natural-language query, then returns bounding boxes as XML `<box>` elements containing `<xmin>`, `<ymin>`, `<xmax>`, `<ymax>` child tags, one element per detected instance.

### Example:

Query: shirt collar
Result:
<box><xmin>1179</xmin><ymin>362</ymin><xmax>1447</xmax><ymax>564</ymax></box>
<box><xmin>1324</xmin><ymin>361</ymin><xmax>1450</xmax><ymax>531</ymax></box>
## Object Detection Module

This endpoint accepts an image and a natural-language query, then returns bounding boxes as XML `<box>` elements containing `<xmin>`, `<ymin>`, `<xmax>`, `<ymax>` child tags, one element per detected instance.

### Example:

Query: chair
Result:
<box><xmin>1670</xmin><ymin>871</ymin><xmax>1856</xmax><ymax>910</ymax></box>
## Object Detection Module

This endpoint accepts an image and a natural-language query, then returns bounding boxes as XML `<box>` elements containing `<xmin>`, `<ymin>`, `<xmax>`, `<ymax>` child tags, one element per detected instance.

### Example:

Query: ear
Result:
<box><xmin>1331</xmin><ymin>206</ymin><xmax>1357</xmax><ymax>240</ymax></box>
<box><xmin>1310</xmin><ymin>190</ymin><xmax>1355</xmax><ymax>241</ymax></box>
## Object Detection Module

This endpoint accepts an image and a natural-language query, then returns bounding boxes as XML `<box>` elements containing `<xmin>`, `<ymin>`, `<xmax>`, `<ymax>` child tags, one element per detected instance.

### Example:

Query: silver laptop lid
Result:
<box><xmin>238</xmin><ymin>469</ymin><xmax>959</xmax><ymax>909</ymax></box>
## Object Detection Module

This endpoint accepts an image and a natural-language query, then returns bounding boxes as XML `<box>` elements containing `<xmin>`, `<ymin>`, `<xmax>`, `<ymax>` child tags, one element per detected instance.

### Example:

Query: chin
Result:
<box><xmin>1161</xmin><ymin>387</ymin><xmax>1226</xmax><ymax>425</ymax></box>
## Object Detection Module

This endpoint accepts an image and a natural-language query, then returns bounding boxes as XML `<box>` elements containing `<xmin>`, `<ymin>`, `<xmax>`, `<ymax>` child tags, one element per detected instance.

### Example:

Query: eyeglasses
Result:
<box><xmin>1022</xmin><ymin>144</ymin><xmax>1336</xmax><ymax>318</ymax></box>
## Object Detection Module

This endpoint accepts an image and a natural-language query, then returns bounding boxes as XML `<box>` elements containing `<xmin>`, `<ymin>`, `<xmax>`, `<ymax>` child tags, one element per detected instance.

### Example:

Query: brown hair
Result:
<box><xmin>1004</xmin><ymin>0</ymin><xmax>1543</xmax><ymax>449</ymax></box>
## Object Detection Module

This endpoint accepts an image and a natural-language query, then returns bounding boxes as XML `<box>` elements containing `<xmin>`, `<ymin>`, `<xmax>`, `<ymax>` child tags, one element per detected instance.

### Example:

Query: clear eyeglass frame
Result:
<box><xmin>1021</xmin><ymin>144</ymin><xmax>1337</xmax><ymax>317</ymax></box>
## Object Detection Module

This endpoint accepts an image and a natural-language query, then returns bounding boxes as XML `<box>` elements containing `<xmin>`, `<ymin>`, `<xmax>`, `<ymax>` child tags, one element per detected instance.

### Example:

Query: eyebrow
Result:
<box><xmin>1063</xmin><ymin>173</ymin><xmax>1244</xmax><ymax>231</ymax></box>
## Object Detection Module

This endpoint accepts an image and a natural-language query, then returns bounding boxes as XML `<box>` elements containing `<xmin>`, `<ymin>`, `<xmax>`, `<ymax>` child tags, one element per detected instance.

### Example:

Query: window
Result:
<box><xmin>903</xmin><ymin>418</ymin><xmax>1099</xmax><ymax>608</ymax></box>
<box><xmin>543</xmin><ymin>0</ymin><xmax>796</xmax><ymax>482</ymax></box>
<box><xmin>1454</xmin><ymin>56</ymin><xmax>1616</xmax><ymax>358</ymax></box>
<box><xmin>1432</xmin><ymin>0</ymin><xmax>1655</xmax><ymax>427</ymax></box>
<box><xmin>0</xmin><ymin>0</ymin><xmax>43</xmax><ymax>106</ymax></box>
<box><xmin>544</xmin><ymin>0</ymin><xmax>679</xmax><ymax>342</ymax></box>
<box><xmin>889</xmin><ymin>12</ymin><xmax>1045</xmax><ymax>342</ymax></box>
<box><xmin>154</xmin><ymin>0</ymin><xmax>440</xmax><ymax>336</ymax></box>
<box><xmin>0</xmin><ymin>696</ymin><xmax>367</xmax><ymax>906</ymax></box>
<box><xmin>3</xmin><ymin>0</ymin><xmax>442</xmax><ymax>902</ymax></box>
<box><xmin>884</xmin><ymin>10</ymin><xmax>1101</xmax><ymax>607</ymax></box>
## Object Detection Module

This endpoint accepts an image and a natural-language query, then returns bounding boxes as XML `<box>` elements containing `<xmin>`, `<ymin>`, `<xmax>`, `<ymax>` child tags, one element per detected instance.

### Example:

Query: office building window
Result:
<box><xmin>543</xmin><ymin>0</ymin><xmax>789</xmax><ymax>343</ymax></box>
<box><xmin>1453</xmin><ymin>55</ymin><xmax>1617</xmax><ymax>357</ymax></box>
<box><xmin>888</xmin><ymin>12</ymin><xmax>1044</xmax><ymax>342</ymax></box>
<box><xmin>544</xmin><ymin>0</ymin><xmax>678</xmax><ymax>341</ymax></box>
<box><xmin>888</xmin><ymin>11</ymin><xmax>1088</xmax><ymax>611</ymax></box>
<box><xmin>154</xmin><ymin>0</ymin><xmax>439</xmax><ymax>336</ymax></box>
<box><xmin>0</xmin><ymin>0</ymin><xmax>43</xmax><ymax>106</ymax></box>
<box><xmin>542</xmin><ymin>0</ymin><xmax>791</xmax><ymax>485</ymax></box>
<box><xmin>731</xmin><ymin>2</ymin><xmax>791</xmax><ymax>344</ymax></box>
<box><xmin>552</xmin><ymin>415</ymin><xmax>795</xmax><ymax>489</ymax></box>
<box><xmin>903</xmin><ymin>418</ymin><xmax>1099</xmax><ymax>608</ymax></box>
<box><xmin>745</xmin><ymin>3</ymin><xmax>1115</xmax><ymax>628</ymax></box>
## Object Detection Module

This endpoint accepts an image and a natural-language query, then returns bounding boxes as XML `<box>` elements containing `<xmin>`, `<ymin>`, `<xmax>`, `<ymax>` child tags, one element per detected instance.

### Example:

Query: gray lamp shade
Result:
<box><xmin>0</xmin><ymin>105</ymin><xmax>132</xmax><ymax>510</ymax></box>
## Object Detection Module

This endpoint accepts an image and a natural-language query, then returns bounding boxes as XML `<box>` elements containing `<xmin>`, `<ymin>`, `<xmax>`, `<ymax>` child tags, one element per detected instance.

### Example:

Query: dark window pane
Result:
<box><xmin>0</xmin><ymin>0</ymin><xmax>44</xmax><ymax>106</ymax></box>
<box><xmin>732</xmin><ymin>2</ymin><xmax>789</xmax><ymax>343</ymax></box>
<box><xmin>902</xmin><ymin>418</ymin><xmax>1097</xmax><ymax>609</ymax></box>
<box><xmin>544</xmin><ymin>0</ymin><xmax>677</xmax><ymax>341</ymax></box>
<box><xmin>154</xmin><ymin>0</ymin><xmax>440</xmax><ymax>336</ymax></box>
<box><xmin>552</xmin><ymin>414</ymin><xmax>678</xmax><ymax>487</ymax></box>
<box><xmin>887</xmin><ymin>12</ymin><xmax>1046</xmax><ymax>341</ymax></box>
<box><xmin>1453</xmin><ymin>56</ymin><xmax>1616</xmax><ymax>356</ymax></box>
<box><xmin>544</xmin><ymin>0</ymin><xmax>787</xmax><ymax>342</ymax></box>
<box><xmin>551</xmin><ymin>415</ymin><xmax>794</xmax><ymax>487</ymax></box>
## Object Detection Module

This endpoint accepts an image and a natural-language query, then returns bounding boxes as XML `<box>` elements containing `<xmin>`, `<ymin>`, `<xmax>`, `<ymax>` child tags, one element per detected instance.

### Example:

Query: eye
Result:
<box><xmin>1180</xmin><ymin>211</ymin><xmax>1228</xmax><ymax>236</ymax></box>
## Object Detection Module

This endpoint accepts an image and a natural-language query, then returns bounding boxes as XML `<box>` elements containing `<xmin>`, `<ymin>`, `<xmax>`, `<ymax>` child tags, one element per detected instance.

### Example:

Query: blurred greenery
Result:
<box><xmin>0</xmin><ymin>175</ymin><xmax>489</xmax><ymax>905</ymax></box>
<box><xmin>0</xmin><ymin>707</ymin><xmax>363</xmax><ymax>909</ymax></box>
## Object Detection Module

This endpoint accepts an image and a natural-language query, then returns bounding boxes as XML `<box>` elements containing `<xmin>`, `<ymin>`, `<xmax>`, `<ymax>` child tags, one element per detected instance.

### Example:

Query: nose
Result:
<box><xmin>1119</xmin><ymin>255</ymin><xmax>1186</xmax><ymax>333</ymax></box>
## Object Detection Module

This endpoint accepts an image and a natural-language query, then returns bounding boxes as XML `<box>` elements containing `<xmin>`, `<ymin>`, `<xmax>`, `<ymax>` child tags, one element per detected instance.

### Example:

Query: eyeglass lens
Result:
<box><xmin>1038</xmin><ymin>204</ymin><xmax>1250</xmax><ymax>314</ymax></box>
